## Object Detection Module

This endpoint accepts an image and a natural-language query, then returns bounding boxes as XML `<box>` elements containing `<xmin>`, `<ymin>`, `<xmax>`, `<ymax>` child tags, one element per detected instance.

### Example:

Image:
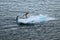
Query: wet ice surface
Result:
<box><xmin>0</xmin><ymin>0</ymin><xmax>60</xmax><ymax>40</ymax></box>
<box><xmin>18</xmin><ymin>14</ymin><xmax>57</xmax><ymax>24</ymax></box>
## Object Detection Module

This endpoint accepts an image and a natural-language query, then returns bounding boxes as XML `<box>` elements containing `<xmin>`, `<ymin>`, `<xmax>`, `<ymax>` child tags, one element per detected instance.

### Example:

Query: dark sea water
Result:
<box><xmin>0</xmin><ymin>0</ymin><xmax>60</xmax><ymax>40</ymax></box>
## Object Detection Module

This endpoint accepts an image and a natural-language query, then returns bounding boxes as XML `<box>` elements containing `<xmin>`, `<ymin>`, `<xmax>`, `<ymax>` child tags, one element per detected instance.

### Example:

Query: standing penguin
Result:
<box><xmin>23</xmin><ymin>12</ymin><xmax>29</xmax><ymax>18</ymax></box>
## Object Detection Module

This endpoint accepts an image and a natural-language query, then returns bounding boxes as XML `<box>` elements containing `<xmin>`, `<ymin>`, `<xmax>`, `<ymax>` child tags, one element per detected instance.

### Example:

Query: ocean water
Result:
<box><xmin>0</xmin><ymin>0</ymin><xmax>60</xmax><ymax>40</ymax></box>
